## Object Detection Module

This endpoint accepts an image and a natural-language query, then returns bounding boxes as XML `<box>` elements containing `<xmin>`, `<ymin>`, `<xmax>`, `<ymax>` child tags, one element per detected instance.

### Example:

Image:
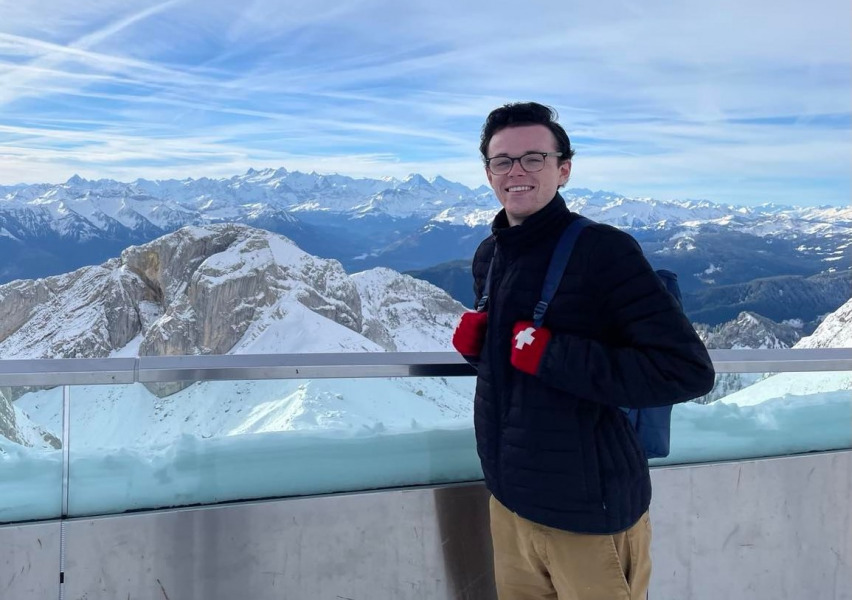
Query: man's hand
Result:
<box><xmin>511</xmin><ymin>321</ymin><xmax>552</xmax><ymax>375</ymax></box>
<box><xmin>452</xmin><ymin>311</ymin><xmax>488</xmax><ymax>358</ymax></box>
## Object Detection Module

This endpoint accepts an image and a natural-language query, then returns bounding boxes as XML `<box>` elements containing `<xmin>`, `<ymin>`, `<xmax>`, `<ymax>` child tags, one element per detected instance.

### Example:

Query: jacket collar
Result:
<box><xmin>491</xmin><ymin>193</ymin><xmax>571</xmax><ymax>249</ymax></box>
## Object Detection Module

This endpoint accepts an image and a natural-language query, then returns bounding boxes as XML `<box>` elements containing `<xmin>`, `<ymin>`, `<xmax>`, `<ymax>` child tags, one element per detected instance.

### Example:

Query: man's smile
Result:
<box><xmin>507</xmin><ymin>185</ymin><xmax>534</xmax><ymax>192</ymax></box>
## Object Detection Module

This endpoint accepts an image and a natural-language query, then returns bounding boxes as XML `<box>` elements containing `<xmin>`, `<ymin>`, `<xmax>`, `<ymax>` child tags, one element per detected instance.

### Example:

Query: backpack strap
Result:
<box><xmin>475</xmin><ymin>242</ymin><xmax>498</xmax><ymax>312</ymax></box>
<box><xmin>533</xmin><ymin>217</ymin><xmax>593</xmax><ymax>327</ymax></box>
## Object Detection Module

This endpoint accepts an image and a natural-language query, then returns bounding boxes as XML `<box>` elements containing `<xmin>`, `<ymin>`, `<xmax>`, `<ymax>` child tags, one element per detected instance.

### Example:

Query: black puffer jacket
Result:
<box><xmin>472</xmin><ymin>194</ymin><xmax>714</xmax><ymax>534</ymax></box>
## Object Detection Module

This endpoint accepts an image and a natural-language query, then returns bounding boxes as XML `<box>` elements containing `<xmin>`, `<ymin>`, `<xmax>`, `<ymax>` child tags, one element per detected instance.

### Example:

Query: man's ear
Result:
<box><xmin>558</xmin><ymin>160</ymin><xmax>572</xmax><ymax>186</ymax></box>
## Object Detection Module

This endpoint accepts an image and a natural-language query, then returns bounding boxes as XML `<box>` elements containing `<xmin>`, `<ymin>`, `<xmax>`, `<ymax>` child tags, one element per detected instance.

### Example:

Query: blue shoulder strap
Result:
<box><xmin>475</xmin><ymin>242</ymin><xmax>497</xmax><ymax>312</ymax></box>
<box><xmin>533</xmin><ymin>217</ymin><xmax>593</xmax><ymax>327</ymax></box>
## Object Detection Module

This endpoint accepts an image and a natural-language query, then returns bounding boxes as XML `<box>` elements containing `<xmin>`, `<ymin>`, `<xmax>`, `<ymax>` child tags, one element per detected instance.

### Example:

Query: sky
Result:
<box><xmin>0</xmin><ymin>0</ymin><xmax>849</xmax><ymax>207</ymax></box>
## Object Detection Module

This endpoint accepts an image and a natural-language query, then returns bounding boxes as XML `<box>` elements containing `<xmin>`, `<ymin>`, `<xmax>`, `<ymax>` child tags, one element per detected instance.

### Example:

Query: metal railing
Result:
<box><xmin>0</xmin><ymin>348</ymin><xmax>849</xmax><ymax>386</ymax></box>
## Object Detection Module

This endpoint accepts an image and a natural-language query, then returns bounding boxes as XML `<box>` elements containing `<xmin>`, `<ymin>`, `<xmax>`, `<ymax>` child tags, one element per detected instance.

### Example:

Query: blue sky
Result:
<box><xmin>0</xmin><ymin>0</ymin><xmax>849</xmax><ymax>207</ymax></box>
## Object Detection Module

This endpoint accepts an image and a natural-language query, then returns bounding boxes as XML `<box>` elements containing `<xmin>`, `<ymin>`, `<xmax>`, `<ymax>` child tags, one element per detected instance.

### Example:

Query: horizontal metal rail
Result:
<box><xmin>0</xmin><ymin>349</ymin><xmax>849</xmax><ymax>387</ymax></box>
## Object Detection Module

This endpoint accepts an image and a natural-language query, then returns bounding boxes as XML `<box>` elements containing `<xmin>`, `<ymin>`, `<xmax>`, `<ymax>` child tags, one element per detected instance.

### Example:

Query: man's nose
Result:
<box><xmin>507</xmin><ymin>159</ymin><xmax>526</xmax><ymax>175</ymax></box>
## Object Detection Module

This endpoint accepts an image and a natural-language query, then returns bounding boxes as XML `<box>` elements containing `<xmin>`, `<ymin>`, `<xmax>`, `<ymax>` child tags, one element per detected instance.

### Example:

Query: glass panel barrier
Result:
<box><xmin>65</xmin><ymin>376</ymin><xmax>479</xmax><ymax>518</ymax></box>
<box><xmin>0</xmin><ymin>352</ymin><xmax>849</xmax><ymax>521</ymax></box>
<box><xmin>658</xmin><ymin>370</ymin><xmax>852</xmax><ymax>466</ymax></box>
<box><xmin>0</xmin><ymin>385</ymin><xmax>64</xmax><ymax>523</ymax></box>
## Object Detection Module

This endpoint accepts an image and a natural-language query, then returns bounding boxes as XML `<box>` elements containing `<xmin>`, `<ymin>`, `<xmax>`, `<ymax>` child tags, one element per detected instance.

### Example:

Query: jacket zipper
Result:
<box><xmin>489</xmin><ymin>247</ymin><xmax>505</xmax><ymax>497</ymax></box>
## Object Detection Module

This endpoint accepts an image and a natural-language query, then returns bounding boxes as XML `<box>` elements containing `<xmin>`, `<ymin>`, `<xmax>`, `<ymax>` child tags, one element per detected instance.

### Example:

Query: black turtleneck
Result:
<box><xmin>490</xmin><ymin>193</ymin><xmax>575</xmax><ymax>254</ymax></box>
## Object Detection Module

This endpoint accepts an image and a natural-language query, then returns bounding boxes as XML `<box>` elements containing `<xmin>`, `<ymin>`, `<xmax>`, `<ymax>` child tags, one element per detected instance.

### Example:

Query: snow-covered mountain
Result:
<box><xmin>2</xmin><ymin>170</ymin><xmax>849</xmax><ymax>287</ymax></box>
<box><xmin>795</xmin><ymin>297</ymin><xmax>852</xmax><ymax>349</ymax></box>
<box><xmin>693</xmin><ymin>299</ymin><xmax>852</xmax><ymax>405</ymax></box>
<box><xmin>695</xmin><ymin>311</ymin><xmax>807</xmax><ymax>404</ymax></box>
<box><xmin>0</xmin><ymin>169</ymin><xmax>490</xmax><ymax>228</ymax></box>
<box><xmin>696</xmin><ymin>312</ymin><xmax>805</xmax><ymax>350</ymax></box>
<box><xmin>0</xmin><ymin>224</ymin><xmax>462</xmax><ymax>361</ymax></box>
<box><xmin>0</xmin><ymin>224</ymin><xmax>470</xmax><ymax>447</ymax></box>
<box><xmin>719</xmin><ymin>297</ymin><xmax>852</xmax><ymax>407</ymax></box>
<box><xmin>4</xmin><ymin>169</ymin><xmax>848</xmax><ymax>238</ymax></box>
<box><xmin>434</xmin><ymin>187</ymin><xmax>851</xmax><ymax>236</ymax></box>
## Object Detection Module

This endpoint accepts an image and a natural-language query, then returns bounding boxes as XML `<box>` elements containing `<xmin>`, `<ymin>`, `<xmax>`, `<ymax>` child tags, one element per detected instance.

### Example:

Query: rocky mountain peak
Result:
<box><xmin>351</xmin><ymin>267</ymin><xmax>463</xmax><ymax>352</ymax></box>
<box><xmin>696</xmin><ymin>310</ymin><xmax>803</xmax><ymax>350</ymax></box>
<box><xmin>0</xmin><ymin>224</ymin><xmax>465</xmax><ymax>402</ymax></box>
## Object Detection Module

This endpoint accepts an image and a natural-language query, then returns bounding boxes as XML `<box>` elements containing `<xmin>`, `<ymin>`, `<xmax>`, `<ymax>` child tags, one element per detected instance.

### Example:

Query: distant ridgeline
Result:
<box><xmin>1</xmin><ymin>170</ymin><xmax>849</xmax><ymax>330</ymax></box>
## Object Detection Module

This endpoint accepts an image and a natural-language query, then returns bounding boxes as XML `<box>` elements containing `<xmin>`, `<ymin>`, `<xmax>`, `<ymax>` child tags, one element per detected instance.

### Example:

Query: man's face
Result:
<box><xmin>485</xmin><ymin>124</ymin><xmax>571</xmax><ymax>226</ymax></box>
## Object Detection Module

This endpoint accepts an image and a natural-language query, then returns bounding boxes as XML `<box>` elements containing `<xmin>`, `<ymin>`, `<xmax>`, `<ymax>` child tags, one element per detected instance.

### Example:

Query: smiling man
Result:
<box><xmin>452</xmin><ymin>102</ymin><xmax>715</xmax><ymax>599</ymax></box>
<box><xmin>483</xmin><ymin>118</ymin><xmax>571</xmax><ymax>226</ymax></box>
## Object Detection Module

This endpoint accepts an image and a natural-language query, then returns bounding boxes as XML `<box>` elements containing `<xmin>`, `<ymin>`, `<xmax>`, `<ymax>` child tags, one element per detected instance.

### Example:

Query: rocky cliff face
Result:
<box><xmin>795</xmin><ymin>297</ymin><xmax>852</xmax><ymax>348</ymax></box>
<box><xmin>126</xmin><ymin>225</ymin><xmax>368</xmax><ymax>394</ymax></box>
<box><xmin>352</xmin><ymin>267</ymin><xmax>462</xmax><ymax>352</ymax></box>
<box><xmin>0</xmin><ymin>224</ymin><xmax>467</xmax><ymax>433</ymax></box>
<box><xmin>0</xmin><ymin>263</ymin><xmax>151</xmax><ymax>359</ymax></box>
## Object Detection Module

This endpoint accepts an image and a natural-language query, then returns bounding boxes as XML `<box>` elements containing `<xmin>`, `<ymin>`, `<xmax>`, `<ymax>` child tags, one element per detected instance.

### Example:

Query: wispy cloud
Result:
<box><xmin>0</xmin><ymin>0</ymin><xmax>848</xmax><ymax>206</ymax></box>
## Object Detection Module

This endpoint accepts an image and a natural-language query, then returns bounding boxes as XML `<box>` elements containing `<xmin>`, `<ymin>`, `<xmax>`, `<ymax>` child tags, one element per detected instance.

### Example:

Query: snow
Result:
<box><xmin>719</xmin><ymin>371</ymin><xmax>851</xmax><ymax>406</ymax></box>
<box><xmin>0</xmin><ymin>424</ymin><xmax>480</xmax><ymax>521</ymax></box>
<box><xmin>432</xmin><ymin>207</ymin><xmax>497</xmax><ymax>227</ymax></box>
<box><xmin>16</xmin><ymin>376</ymin><xmax>474</xmax><ymax>450</ymax></box>
<box><xmin>110</xmin><ymin>334</ymin><xmax>143</xmax><ymax>357</ymax></box>
<box><xmin>0</xmin><ymin>227</ymin><xmax>19</xmax><ymax>240</ymax></box>
<box><xmin>0</xmin><ymin>266</ymin><xmax>125</xmax><ymax>359</ymax></box>
<box><xmin>232</xmin><ymin>301</ymin><xmax>383</xmax><ymax>353</ymax></box>
<box><xmin>671</xmin><ymin>390</ymin><xmax>850</xmax><ymax>464</ymax></box>
<box><xmin>795</xmin><ymin>298</ymin><xmax>852</xmax><ymax>348</ymax></box>
<box><xmin>4</xmin><ymin>374</ymin><xmax>477</xmax><ymax>521</ymax></box>
<box><xmin>351</xmin><ymin>267</ymin><xmax>463</xmax><ymax>352</ymax></box>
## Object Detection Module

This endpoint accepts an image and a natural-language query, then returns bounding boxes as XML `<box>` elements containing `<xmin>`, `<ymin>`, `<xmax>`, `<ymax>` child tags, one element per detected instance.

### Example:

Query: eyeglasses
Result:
<box><xmin>485</xmin><ymin>152</ymin><xmax>563</xmax><ymax>175</ymax></box>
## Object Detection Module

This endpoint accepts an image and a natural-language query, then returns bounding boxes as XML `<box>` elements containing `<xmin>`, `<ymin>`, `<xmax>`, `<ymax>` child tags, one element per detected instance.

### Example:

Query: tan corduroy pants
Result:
<box><xmin>489</xmin><ymin>496</ymin><xmax>652</xmax><ymax>600</ymax></box>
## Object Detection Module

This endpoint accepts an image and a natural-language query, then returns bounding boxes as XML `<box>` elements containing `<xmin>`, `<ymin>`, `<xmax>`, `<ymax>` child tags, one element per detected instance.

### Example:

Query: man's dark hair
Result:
<box><xmin>479</xmin><ymin>102</ymin><xmax>575</xmax><ymax>163</ymax></box>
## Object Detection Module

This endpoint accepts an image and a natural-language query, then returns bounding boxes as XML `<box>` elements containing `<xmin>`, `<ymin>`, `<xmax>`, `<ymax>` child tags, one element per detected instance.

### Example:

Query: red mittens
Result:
<box><xmin>452</xmin><ymin>311</ymin><xmax>488</xmax><ymax>357</ymax></box>
<box><xmin>511</xmin><ymin>321</ymin><xmax>551</xmax><ymax>375</ymax></box>
<box><xmin>453</xmin><ymin>315</ymin><xmax>551</xmax><ymax>372</ymax></box>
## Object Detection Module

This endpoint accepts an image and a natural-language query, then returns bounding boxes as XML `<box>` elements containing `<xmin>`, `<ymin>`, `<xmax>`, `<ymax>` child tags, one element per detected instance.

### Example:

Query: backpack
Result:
<box><xmin>536</xmin><ymin>217</ymin><xmax>678</xmax><ymax>459</ymax></box>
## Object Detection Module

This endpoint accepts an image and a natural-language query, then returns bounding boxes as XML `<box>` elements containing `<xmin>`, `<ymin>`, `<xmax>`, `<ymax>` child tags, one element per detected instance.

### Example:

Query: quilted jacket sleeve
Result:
<box><xmin>537</xmin><ymin>227</ymin><xmax>715</xmax><ymax>408</ymax></box>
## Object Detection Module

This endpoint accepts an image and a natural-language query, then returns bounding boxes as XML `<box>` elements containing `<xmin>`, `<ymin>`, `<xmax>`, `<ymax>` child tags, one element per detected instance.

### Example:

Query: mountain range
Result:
<box><xmin>2</xmin><ymin>169</ymin><xmax>849</xmax><ymax>327</ymax></box>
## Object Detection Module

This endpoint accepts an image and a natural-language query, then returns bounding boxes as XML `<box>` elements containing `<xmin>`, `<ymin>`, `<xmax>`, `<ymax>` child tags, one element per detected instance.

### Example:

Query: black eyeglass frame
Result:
<box><xmin>484</xmin><ymin>152</ymin><xmax>564</xmax><ymax>175</ymax></box>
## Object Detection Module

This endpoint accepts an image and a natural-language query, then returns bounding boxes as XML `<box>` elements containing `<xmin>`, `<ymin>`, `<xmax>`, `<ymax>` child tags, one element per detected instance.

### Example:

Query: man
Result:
<box><xmin>452</xmin><ymin>102</ymin><xmax>715</xmax><ymax>600</ymax></box>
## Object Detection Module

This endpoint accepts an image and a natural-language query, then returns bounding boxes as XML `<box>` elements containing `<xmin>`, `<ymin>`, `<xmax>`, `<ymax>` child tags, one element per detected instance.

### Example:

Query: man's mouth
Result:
<box><xmin>506</xmin><ymin>185</ymin><xmax>533</xmax><ymax>192</ymax></box>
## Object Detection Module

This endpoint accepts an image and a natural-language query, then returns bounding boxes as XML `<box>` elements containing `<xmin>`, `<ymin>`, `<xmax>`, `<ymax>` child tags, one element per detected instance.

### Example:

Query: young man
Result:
<box><xmin>452</xmin><ymin>102</ymin><xmax>715</xmax><ymax>600</ymax></box>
